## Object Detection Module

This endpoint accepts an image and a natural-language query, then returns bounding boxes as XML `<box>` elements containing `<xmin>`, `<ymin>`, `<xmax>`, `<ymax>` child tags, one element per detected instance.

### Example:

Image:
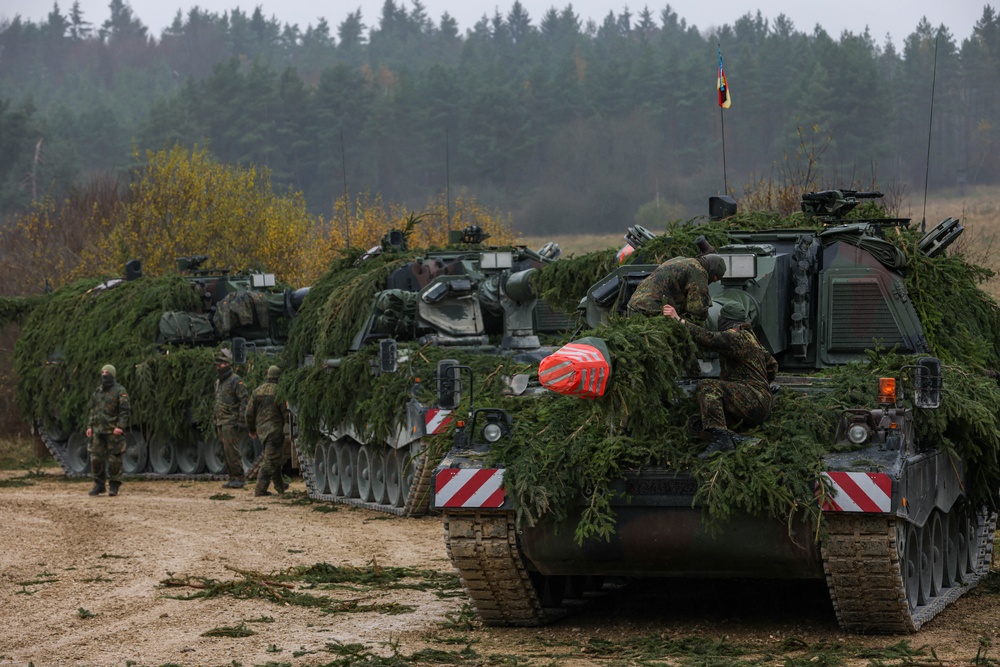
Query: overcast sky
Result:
<box><xmin>1</xmin><ymin>0</ymin><xmax>987</xmax><ymax>46</ymax></box>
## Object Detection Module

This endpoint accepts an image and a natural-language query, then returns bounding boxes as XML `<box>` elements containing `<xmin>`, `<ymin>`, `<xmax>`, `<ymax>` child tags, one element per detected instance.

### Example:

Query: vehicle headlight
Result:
<box><xmin>847</xmin><ymin>423</ymin><xmax>870</xmax><ymax>445</ymax></box>
<box><xmin>482</xmin><ymin>422</ymin><xmax>504</xmax><ymax>443</ymax></box>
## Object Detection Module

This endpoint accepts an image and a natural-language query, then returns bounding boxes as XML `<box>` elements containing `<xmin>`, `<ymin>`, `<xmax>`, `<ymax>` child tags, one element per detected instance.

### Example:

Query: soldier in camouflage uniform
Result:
<box><xmin>85</xmin><ymin>364</ymin><xmax>131</xmax><ymax>496</ymax></box>
<box><xmin>214</xmin><ymin>353</ymin><xmax>249</xmax><ymax>488</ymax></box>
<box><xmin>246</xmin><ymin>365</ymin><xmax>289</xmax><ymax>497</ymax></box>
<box><xmin>627</xmin><ymin>254</ymin><xmax>727</xmax><ymax>322</ymax></box>
<box><xmin>664</xmin><ymin>300</ymin><xmax>779</xmax><ymax>459</ymax></box>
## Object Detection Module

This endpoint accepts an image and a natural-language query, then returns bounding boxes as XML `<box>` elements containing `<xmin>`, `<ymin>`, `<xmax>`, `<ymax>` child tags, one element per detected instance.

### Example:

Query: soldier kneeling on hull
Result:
<box><xmin>663</xmin><ymin>300</ymin><xmax>778</xmax><ymax>459</ymax></box>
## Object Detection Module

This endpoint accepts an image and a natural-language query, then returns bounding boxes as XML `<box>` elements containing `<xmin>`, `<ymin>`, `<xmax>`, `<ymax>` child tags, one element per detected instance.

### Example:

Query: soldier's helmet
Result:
<box><xmin>717</xmin><ymin>299</ymin><xmax>749</xmax><ymax>331</ymax></box>
<box><xmin>266</xmin><ymin>365</ymin><xmax>281</xmax><ymax>380</ymax></box>
<box><xmin>699</xmin><ymin>254</ymin><xmax>727</xmax><ymax>282</ymax></box>
<box><xmin>101</xmin><ymin>364</ymin><xmax>116</xmax><ymax>377</ymax></box>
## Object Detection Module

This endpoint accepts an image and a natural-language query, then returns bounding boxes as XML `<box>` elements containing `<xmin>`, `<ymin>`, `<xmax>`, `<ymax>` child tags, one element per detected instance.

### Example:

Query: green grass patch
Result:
<box><xmin>0</xmin><ymin>437</ymin><xmax>49</xmax><ymax>471</ymax></box>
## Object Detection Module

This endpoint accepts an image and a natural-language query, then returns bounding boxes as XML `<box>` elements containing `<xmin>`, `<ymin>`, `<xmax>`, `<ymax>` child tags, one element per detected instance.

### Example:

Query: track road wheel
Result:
<box><xmin>903</xmin><ymin>523</ymin><xmax>920</xmax><ymax>610</ymax></box>
<box><xmin>149</xmin><ymin>433</ymin><xmax>179</xmax><ymax>474</ymax></box>
<box><xmin>385</xmin><ymin>450</ymin><xmax>402</xmax><ymax>507</ymax></box>
<box><xmin>928</xmin><ymin>511</ymin><xmax>944</xmax><ymax>597</ymax></box>
<box><xmin>327</xmin><ymin>440</ymin><xmax>342</xmax><ymax>497</ymax></box>
<box><xmin>398</xmin><ymin>448</ymin><xmax>416</xmax><ymax>506</ymax></box>
<box><xmin>370</xmin><ymin>447</ymin><xmax>387</xmax><ymax>504</ymax></box>
<box><xmin>944</xmin><ymin>509</ymin><xmax>961</xmax><ymax>587</ymax></box>
<box><xmin>356</xmin><ymin>445</ymin><xmax>374</xmax><ymax>502</ymax></box>
<box><xmin>313</xmin><ymin>442</ymin><xmax>329</xmax><ymax>494</ymax></box>
<box><xmin>122</xmin><ymin>429</ymin><xmax>148</xmax><ymax>475</ymax></box>
<box><xmin>202</xmin><ymin>436</ymin><xmax>227</xmax><ymax>475</ymax></box>
<box><xmin>65</xmin><ymin>432</ymin><xmax>90</xmax><ymax>475</ymax></box>
<box><xmin>240</xmin><ymin>435</ymin><xmax>262</xmax><ymax>474</ymax></box>
<box><xmin>176</xmin><ymin>437</ymin><xmax>205</xmax><ymax>474</ymax></box>
<box><xmin>338</xmin><ymin>441</ymin><xmax>358</xmax><ymax>498</ymax></box>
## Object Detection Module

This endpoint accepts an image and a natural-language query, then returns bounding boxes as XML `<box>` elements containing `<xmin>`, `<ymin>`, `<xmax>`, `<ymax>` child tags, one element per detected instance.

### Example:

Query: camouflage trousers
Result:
<box><xmin>255</xmin><ymin>431</ymin><xmax>286</xmax><ymax>495</ymax></box>
<box><xmin>89</xmin><ymin>432</ymin><xmax>125</xmax><ymax>484</ymax></box>
<box><xmin>696</xmin><ymin>379</ymin><xmax>772</xmax><ymax>432</ymax></box>
<box><xmin>217</xmin><ymin>424</ymin><xmax>246</xmax><ymax>481</ymax></box>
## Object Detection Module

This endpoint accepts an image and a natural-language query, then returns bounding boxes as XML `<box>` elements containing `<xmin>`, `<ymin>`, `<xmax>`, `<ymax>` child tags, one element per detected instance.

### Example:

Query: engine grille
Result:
<box><xmin>829</xmin><ymin>279</ymin><xmax>908</xmax><ymax>351</ymax></box>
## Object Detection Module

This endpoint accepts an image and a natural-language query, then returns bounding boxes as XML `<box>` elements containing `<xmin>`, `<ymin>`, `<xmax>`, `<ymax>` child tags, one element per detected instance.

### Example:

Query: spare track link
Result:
<box><xmin>297</xmin><ymin>446</ymin><xmax>432</xmax><ymax>517</ymax></box>
<box><xmin>821</xmin><ymin>510</ymin><xmax>997</xmax><ymax>633</ymax></box>
<box><xmin>443</xmin><ymin>511</ymin><xmax>547</xmax><ymax>626</ymax></box>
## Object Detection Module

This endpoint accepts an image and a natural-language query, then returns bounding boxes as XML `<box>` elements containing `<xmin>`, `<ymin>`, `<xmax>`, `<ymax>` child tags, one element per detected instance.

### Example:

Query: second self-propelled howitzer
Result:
<box><xmin>290</xmin><ymin>228</ymin><xmax>573</xmax><ymax>515</ymax></box>
<box><xmin>24</xmin><ymin>256</ymin><xmax>304</xmax><ymax>481</ymax></box>
<box><xmin>431</xmin><ymin>192</ymin><xmax>998</xmax><ymax>633</ymax></box>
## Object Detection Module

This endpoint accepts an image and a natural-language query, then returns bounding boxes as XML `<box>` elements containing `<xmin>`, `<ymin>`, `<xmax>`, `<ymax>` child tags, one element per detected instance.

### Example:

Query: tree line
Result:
<box><xmin>1</xmin><ymin>0</ymin><xmax>998</xmax><ymax>233</ymax></box>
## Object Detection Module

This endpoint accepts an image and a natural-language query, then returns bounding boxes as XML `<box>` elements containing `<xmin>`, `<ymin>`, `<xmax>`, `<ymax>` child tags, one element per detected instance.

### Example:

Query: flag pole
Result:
<box><xmin>717</xmin><ymin>43</ymin><xmax>730</xmax><ymax>196</ymax></box>
<box><xmin>721</xmin><ymin>105</ymin><xmax>728</xmax><ymax>195</ymax></box>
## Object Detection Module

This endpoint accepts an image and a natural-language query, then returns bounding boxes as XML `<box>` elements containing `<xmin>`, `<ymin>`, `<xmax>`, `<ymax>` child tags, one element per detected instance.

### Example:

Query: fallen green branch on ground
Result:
<box><xmin>159</xmin><ymin>562</ymin><xmax>460</xmax><ymax>616</ymax></box>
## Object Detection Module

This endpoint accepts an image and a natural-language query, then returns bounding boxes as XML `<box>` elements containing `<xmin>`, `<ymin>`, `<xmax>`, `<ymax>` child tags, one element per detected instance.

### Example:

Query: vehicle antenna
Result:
<box><xmin>341</xmin><ymin>129</ymin><xmax>350</xmax><ymax>247</ymax></box>
<box><xmin>446</xmin><ymin>127</ymin><xmax>452</xmax><ymax>228</ymax></box>
<box><xmin>921</xmin><ymin>33</ymin><xmax>940</xmax><ymax>234</ymax></box>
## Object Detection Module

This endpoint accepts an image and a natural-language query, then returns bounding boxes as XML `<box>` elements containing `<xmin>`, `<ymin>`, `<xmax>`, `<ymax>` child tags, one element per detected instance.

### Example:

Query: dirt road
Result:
<box><xmin>1</xmin><ymin>470</ymin><xmax>998</xmax><ymax>667</ymax></box>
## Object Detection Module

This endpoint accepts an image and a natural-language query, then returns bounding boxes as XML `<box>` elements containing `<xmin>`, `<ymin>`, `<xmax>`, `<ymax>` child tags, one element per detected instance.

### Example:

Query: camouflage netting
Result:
<box><xmin>13</xmin><ymin>275</ymin><xmax>271</xmax><ymax>443</ymax></box>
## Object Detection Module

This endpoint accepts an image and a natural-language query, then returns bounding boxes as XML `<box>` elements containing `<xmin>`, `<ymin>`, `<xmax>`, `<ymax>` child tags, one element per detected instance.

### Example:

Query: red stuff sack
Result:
<box><xmin>538</xmin><ymin>336</ymin><xmax>612</xmax><ymax>399</ymax></box>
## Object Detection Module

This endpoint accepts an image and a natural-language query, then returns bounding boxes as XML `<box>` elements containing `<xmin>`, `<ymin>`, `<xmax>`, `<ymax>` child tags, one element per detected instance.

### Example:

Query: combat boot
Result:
<box><xmin>273</xmin><ymin>474</ymin><xmax>287</xmax><ymax>495</ymax></box>
<box><xmin>108</xmin><ymin>482</ymin><xmax>121</xmax><ymax>497</ymax></box>
<box><xmin>88</xmin><ymin>482</ymin><xmax>106</xmax><ymax>496</ymax></box>
<box><xmin>254</xmin><ymin>478</ymin><xmax>271</xmax><ymax>497</ymax></box>
<box><xmin>698</xmin><ymin>429</ymin><xmax>736</xmax><ymax>460</ymax></box>
<box><xmin>222</xmin><ymin>479</ymin><xmax>245</xmax><ymax>489</ymax></box>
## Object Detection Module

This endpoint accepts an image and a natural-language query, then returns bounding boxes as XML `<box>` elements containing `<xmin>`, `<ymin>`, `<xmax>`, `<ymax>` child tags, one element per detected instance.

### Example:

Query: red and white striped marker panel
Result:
<box><xmin>425</xmin><ymin>408</ymin><xmax>453</xmax><ymax>435</ymax></box>
<box><xmin>820</xmin><ymin>471</ymin><xmax>893</xmax><ymax>513</ymax></box>
<box><xmin>435</xmin><ymin>468</ymin><xmax>505</xmax><ymax>508</ymax></box>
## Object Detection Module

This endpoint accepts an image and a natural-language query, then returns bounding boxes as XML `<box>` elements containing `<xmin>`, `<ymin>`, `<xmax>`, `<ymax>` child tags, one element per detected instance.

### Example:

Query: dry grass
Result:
<box><xmin>523</xmin><ymin>185</ymin><xmax>1000</xmax><ymax>296</ymax></box>
<box><xmin>0</xmin><ymin>436</ymin><xmax>47</xmax><ymax>471</ymax></box>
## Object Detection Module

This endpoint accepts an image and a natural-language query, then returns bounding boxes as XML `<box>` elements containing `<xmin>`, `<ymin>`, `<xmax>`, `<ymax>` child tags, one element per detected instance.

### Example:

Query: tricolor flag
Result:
<box><xmin>717</xmin><ymin>48</ymin><xmax>731</xmax><ymax>109</ymax></box>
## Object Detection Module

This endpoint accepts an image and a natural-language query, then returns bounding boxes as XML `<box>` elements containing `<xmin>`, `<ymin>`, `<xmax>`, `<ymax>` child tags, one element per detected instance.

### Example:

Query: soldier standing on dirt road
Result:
<box><xmin>663</xmin><ymin>300</ymin><xmax>778</xmax><ymax>459</ymax></box>
<box><xmin>245</xmin><ymin>365</ymin><xmax>288</xmax><ymax>497</ymax></box>
<box><xmin>85</xmin><ymin>364</ymin><xmax>131</xmax><ymax>497</ymax></box>
<box><xmin>627</xmin><ymin>254</ymin><xmax>727</xmax><ymax>322</ymax></box>
<box><xmin>214</xmin><ymin>352</ymin><xmax>249</xmax><ymax>489</ymax></box>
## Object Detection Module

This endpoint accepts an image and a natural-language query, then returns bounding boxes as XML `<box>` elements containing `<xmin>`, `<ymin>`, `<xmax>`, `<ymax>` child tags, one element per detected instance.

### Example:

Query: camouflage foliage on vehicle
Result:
<box><xmin>489</xmin><ymin>217</ymin><xmax>1000</xmax><ymax>544</ymax></box>
<box><xmin>13</xmin><ymin>275</ymin><xmax>270</xmax><ymax>443</ymax></box>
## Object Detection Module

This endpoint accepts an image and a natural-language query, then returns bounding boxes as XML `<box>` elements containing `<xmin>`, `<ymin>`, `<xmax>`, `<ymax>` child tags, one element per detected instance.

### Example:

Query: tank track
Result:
<box><xmin>821</xmin><ymin>509</ymin><xmax>997</xmax><ymax>633</ymax></box>
<box><xmin>297</xmin><ymin>445</ymin><xmax>433</xmax><ymax>517</ymax></box>
<box><xmin>443</xmin><ymin>511</ymin><xmax>549</xmax><ymax>626</ymax></box>
<box><xmin>38</xmin><ymin>427</ymin><xmax>76</xmax><ymax>475</ymax></box>
<box><xmin>38</xmin><ymin>427</ymin><xmax>229</xmax><ymax>481</ymax></box>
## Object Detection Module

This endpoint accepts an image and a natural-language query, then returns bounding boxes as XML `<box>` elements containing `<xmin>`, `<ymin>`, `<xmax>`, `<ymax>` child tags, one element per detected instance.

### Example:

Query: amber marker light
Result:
<box><xmin>878</xmin><ymin>378</ymin><xmax>897</xmax><ymax>404</ymax></box>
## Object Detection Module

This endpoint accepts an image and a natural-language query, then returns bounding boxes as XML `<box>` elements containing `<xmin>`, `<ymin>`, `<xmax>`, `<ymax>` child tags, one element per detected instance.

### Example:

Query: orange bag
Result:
<box><xmin>538</xmin><ymin>336</ymin><xmax>612</xmax><ymax>399</ymax></box>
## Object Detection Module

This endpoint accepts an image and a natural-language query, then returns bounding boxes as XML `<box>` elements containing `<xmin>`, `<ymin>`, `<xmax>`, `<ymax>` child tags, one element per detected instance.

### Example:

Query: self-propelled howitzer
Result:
<box><xmin>431</xmin><ymin>193</ymin><xmax>997</xmax><ymax>633</ymax></box>
<box><xmin>289</xmin><ymin>229</ymin><xmax>572</xmax><ymax>515</ymax></box>
<box><xmin>24</xmin><ymin>257</ymin><xmax>303</xmax><ymax>480</ymax></box>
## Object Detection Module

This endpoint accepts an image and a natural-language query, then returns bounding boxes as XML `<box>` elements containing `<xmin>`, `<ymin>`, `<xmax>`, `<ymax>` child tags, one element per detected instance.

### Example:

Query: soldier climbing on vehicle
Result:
<box><xmin>627</xmin><ymin>254</ymin><xmax>727</xmax><ymax>322</ymax></box>
<box><xmin>663</xmin><ymin>298</ymin><xmax>779</xmax><ymax>458</ymax></box>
